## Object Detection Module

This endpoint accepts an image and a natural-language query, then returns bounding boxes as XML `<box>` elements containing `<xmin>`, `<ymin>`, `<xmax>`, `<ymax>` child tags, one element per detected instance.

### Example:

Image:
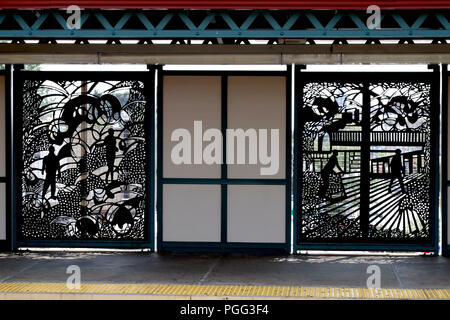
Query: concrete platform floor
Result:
<box><xmin>0</xmin><ymin>252</ymin><xmax>449</xmax><ymax>291</ymax></box>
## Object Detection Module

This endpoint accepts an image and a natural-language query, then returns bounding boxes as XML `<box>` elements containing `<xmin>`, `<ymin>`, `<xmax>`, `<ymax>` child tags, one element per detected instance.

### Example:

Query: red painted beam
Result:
<box><xmin>1</xmin><ymin>1</ymin><xmax>450</xmax><ymax>10</ymax></box>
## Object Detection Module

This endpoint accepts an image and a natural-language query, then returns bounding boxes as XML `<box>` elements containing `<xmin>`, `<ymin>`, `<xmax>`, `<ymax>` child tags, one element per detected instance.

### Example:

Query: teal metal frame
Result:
<box><xmin>157</xmin><ymin>68</ymin><xmax>292</xmax><ymax>253</ymax></box>
<box><xmin>293</xmin><ymin>66</ymin><xmax>441</xmax><ymax>254</ymax></box>
<box><xmin>1</xmin><ymin>9</ymin><xmax>450</xmax><ymax>42</ymax></box>
<box><xmin>0</xmin><ymin>68</ymin><xmax>11</xmax><ymax>251</ymax></box>
<box><xmin>442</xmin><ymin>64</ymin><xmax>449</xmax><ymax>257</ymax></box>
<box><xmin>12</xmin><ymin>68</ymin><xmax>156</xmax><ymax>249</ymax></box>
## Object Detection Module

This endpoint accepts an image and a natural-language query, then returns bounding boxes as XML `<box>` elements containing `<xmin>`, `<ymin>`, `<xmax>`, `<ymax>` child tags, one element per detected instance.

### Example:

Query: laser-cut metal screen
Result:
<box><xmin>16</xmin><ymin>72</ymin><xmax>153</xmax><ymax>245</ymax></box>
<box><xmin>295</xmin><ymin>71</ymin><xmax>438</xmax><ymax>247</ymax></box>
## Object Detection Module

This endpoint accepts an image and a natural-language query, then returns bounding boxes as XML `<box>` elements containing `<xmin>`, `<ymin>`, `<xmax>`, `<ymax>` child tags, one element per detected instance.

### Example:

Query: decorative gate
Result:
<box><xmin>294</xmin><ymin>68</ymin><xmax>439</xmax><ymax>252</ymax></box>
<box><xmin>14</xmin><ymin>70</ymin><xmax>154</xmax><ymax>248</ymax></box>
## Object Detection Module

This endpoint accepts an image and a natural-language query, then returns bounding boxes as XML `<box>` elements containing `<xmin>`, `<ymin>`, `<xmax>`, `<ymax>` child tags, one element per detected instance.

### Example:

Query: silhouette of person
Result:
<box><xmin>42</xmin><ymin>145</ymin><xmax>60</xmax><ymax>200</ymax></box>
<box><xmin>388</xmin><ymin>149</ymin><xmax>406</xmax><ymax>194</ymax></box>
<box><xmin>318</xmin><ymin>150</ymin><xmax>345</xmax><ymax>199</ymax></box>
<box><xmin>104</xmin><ymin>129</ymin><xmax>118</xmax><ymax>182</ymax></box>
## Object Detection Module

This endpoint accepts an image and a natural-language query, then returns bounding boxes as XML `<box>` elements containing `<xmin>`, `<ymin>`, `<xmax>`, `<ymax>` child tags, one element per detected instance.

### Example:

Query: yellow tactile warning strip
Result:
<box><xmin>0</xmin><ymin>282</ymin><xmax>449</xmax><ymax>299</ymax></box>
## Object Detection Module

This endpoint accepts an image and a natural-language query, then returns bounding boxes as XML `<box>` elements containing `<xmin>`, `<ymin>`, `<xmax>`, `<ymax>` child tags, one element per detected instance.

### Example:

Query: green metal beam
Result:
<box><xmin>0</xmin><ymin>9</ymin><xmax>448</xmax><ymax>41</ymax></box>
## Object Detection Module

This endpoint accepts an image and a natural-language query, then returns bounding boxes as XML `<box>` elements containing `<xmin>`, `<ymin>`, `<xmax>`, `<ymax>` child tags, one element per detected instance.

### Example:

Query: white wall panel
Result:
<box><xmin>163</xmin><ymin>76</ymin><xmax>222</xmax><ymax>178</ymax></box>
<box><xmin>227</xmin><ymin>76</ymin><xmax>286</xmax><ymax>179</ymax></box>
<box><xmin>0</xmin><ymin>76</ymin><xmax>5</xmax><ymax>177</ymax></box>
<box><xmin>0</xmin><ymin>75</ymin><xmax>5</xmax><ymax>241</ymax></box>
<box><xmin>448</xmin><ymin>78</ymin><xmax>450</xmax><ymax>246</ymax></box>
<box><xmin>163</xmin><ymin>184</ymin><xmax>221</xmax><ymax>242</ymax></box>
<box><xmin>161</xmin><ymin>74</ymin><xmax>287</xmax><ymax>248</ymax></box>
<box><xmin>448</xmin><ymin>187</ymin><xmax>450</xmax><ymax>247</ymax></box>
<box><xmin>0</xmin><ymin>183</ymin><xmax>5</xmax><ymax>240</ymax></box>
<box><xmin>227</xmin><ymin>185</ymin><xmax>285</xmax><ymax>243</ymax></box>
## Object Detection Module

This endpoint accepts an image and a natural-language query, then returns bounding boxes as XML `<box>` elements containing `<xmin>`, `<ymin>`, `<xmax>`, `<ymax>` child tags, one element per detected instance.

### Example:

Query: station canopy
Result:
<box><xmin>1</xmin><ymin>0</ymin><xmax>450</xmax><ymax>10</ymax></box>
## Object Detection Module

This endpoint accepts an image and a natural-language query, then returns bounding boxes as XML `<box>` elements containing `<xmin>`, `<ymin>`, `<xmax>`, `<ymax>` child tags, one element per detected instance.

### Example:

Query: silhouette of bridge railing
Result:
<box><xmin>330</xmin><ymin>131</ymin><xmax>426</xmax><ymax>146</ymax></box>
<box><xmin>370</xmin><ymin>150</ymin><xmax>425</xmax><ymax>178</ymax></box>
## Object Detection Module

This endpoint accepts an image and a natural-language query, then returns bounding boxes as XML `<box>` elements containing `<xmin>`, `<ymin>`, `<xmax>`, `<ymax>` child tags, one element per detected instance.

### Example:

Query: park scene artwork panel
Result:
<box><xmin>20</xmin><ymin>78</ymin><xmax>148</xmax><ymax>240</ymax></box>
<box><xmin>300</xmin><ymin>79</ymin><xmax>432</xmax><ymax>242</ymax></box>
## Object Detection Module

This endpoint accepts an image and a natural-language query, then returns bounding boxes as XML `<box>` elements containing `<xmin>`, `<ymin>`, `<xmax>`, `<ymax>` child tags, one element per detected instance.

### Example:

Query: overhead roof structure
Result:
<box><xmin>1</xmin><ymin>1</ymin><xmax>450</xmax><ymax>10</ymax></box>
<box><xmin>0</xmin><ymin>9</ymin><xmax>449</xmax><ymax>41</ymax></box>
<box><xmin>0</xmin><ymin>2</ymin><xmax>449</xmax><ymax>64</ymax></box>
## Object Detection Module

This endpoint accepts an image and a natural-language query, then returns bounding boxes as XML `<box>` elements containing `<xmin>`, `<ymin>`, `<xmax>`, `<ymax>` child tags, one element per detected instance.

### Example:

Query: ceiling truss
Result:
<box><xmin>0</xmin><ymin>9</ymin><xmax>449</xmax><ymax>44</ymax></box>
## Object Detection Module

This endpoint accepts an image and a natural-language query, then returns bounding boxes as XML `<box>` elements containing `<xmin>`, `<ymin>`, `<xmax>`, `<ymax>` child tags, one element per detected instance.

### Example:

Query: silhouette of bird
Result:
<box><xmin>302</xmin><ymin>97</ymin><xmax>340</xmax><ymax>124</ymax></box>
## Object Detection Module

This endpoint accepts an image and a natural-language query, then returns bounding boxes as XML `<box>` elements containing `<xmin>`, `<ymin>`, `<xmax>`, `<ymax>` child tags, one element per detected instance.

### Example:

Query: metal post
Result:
<box><xmin>360</xmin><ymin>84</ymin><xmax>370</xmax><ymax>238</ymax></box>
